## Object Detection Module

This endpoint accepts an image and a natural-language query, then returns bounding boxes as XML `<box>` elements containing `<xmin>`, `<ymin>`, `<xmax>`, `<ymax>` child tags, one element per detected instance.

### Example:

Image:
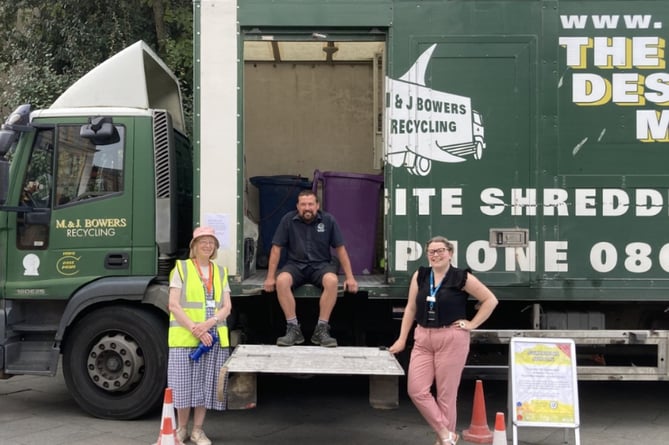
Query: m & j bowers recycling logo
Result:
<box><xmin>385</xmin><ymin>44</ymin><xmax>486</xmax><ymax>176</ymax></box>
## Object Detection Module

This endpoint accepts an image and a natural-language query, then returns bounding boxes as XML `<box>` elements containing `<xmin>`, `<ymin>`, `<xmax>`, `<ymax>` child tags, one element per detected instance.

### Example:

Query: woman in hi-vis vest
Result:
<box><xmin>168</xmin><ymin>226</ymin><xmax>232</xmax><ymax>445</ymax></box>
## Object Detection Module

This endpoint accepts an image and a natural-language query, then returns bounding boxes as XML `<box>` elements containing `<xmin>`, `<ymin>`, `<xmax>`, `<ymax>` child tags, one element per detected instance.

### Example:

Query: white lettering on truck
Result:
<box><xmin>396</xmin><ymin>239</ymin><xmax>669</xmax><ymax>275</ymax></box>
<box><xmin>392</xmin><ymin>187</ymin><xmax>668</xmax><ymax>216</ymax></box>
<box><xmin>56</xmin><ymin>218</ymin><xmax>126</xmax><ymax>238</ymax></box>
<box><xmin>559</xmin><ymin>17</ymin><xmax>669</xmax><ymax>141</ymax></box>
<box><xmin>393</xmin><ymin>185</ymin><xmax>669</xmax><ymax>274</ymax></box>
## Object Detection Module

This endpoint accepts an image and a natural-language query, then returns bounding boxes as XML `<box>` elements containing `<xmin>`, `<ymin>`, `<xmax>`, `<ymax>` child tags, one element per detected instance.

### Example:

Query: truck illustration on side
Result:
<box><xmin>386</xmin><ymin>44</ymin><xmax>486</xmax><ymax>176</ymax></box>
<box><xmin>2</xmin><ymin>0</ymin><xmax>669</xmax><ymax>420</ymax></box>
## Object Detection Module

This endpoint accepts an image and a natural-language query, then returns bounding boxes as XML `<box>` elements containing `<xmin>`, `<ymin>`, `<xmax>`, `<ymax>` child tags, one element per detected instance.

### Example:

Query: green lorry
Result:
<box><xmin>2</xmin><ymin>0</ymin><xmax>669</xmax><ymax>420</ymax></box>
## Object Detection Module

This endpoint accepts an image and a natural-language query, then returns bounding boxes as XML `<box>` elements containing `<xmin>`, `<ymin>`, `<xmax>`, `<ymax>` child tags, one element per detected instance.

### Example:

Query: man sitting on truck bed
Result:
<box><xmin>263</xmin><ymin>189</ymin><xmax>359</xmax><ymax>347</ymax></box>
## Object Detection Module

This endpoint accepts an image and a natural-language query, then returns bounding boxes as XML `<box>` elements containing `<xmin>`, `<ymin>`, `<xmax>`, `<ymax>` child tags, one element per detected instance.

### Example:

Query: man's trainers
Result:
<box><xmin>276</xmin><ymin>324</ymin><xmax>305</xmax><ymax>346</ymax></box>
<box><xmin>311</xmin><ymin>323</ymin><xmax>337</xmax><ymax>347</ymax></box>
<box><xmin>190</xmin><ymin>428</ymin><xmax>212</xmax><ymax>445</ymax></box>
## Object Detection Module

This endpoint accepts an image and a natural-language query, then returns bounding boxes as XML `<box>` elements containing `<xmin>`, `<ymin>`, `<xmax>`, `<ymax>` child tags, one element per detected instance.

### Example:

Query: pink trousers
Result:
<box><xmin>407</xmin><ymin>325</ymin><xmax>470</xmax><ymax>434</ymax></box>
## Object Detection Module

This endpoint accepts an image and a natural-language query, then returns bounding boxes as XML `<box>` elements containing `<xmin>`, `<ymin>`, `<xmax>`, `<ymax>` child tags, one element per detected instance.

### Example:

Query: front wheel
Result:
<box><xmin>474</xmin><ymin>141</ymin><xmax>484</xmax><ymax>160</ymax></box>
<box><xmin>63</xmin><ymin>305</ymin><xmax>167</xmax><ymax>419</ymax></box>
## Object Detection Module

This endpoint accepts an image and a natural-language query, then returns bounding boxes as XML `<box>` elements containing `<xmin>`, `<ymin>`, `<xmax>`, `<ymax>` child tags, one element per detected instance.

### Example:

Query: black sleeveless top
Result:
<box><xmin>414</xmin><ymin>265</ymin><xmax>470</xmax><ymax>327</ymax></box>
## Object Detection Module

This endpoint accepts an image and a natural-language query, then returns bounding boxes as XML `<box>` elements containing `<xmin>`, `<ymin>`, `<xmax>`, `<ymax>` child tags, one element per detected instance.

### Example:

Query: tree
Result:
<box><xmin>147</xmin><ymin>0</ymin><xmax>194</xmax><ymax>133</ymax></box>
<box><xmin>0</xmin><ymin>0</ymin><xmax>193</xmax><ymax>134</ymax></box>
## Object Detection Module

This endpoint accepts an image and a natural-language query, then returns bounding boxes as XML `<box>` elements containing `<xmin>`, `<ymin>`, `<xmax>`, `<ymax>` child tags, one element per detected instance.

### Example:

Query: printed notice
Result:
<box><xmin>204</xmin><ymin>213</ymin><xmax>230</xmax><ymax>250</ymax></box>
<box><xmin>510</xmin><ymin>338</ymin><xmax>579</xmax><ymax>427</ymax></box>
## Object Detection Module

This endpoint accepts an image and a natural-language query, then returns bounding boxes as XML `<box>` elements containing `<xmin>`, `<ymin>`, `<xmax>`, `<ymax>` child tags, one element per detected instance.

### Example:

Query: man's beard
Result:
<box><xmin>300</xmin><ymin>210</ymin><xmax>315</xmax><ymax>222</ymax></box>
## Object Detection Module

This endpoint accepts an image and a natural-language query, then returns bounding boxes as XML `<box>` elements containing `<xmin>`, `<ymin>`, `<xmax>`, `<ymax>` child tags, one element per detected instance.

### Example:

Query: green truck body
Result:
<box><xmin>2</xmin><ymin>0</ymin><xmax>669</xmax><ymax>420</ymax></box>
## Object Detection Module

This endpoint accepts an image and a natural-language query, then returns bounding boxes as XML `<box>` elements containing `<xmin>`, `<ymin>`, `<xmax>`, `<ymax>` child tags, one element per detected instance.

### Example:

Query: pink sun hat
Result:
<box><xmin>189</xmin><ymin>226</ymin><xmax>220</xmax><ymax>249</ymax></box>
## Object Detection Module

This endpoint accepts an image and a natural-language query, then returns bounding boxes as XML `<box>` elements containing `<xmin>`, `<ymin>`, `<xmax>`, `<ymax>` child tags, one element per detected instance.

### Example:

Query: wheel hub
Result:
<box><xmin>86</xmin><ymin>333</ymin><xmax>144</xmax><ymax>392</ymax></box>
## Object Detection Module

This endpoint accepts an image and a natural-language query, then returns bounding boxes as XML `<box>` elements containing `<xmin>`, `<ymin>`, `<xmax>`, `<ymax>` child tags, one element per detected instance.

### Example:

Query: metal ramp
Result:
<box><xmin>217</xmin><ymin>345</ymin><xmax>405</xmax><ymax>409</ymax></box>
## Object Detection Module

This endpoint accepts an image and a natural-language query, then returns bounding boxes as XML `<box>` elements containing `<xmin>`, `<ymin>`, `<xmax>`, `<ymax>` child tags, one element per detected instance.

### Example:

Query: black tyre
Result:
<box><xmin>62</xmin><ymin>305</ymin><xmax>168</xmax><ymax>419</ymax></box>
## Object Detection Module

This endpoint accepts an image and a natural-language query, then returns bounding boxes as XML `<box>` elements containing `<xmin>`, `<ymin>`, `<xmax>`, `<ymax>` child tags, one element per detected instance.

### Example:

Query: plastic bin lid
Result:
<box><xmin>250</xmin><ymin>175</ymin><xmax>312</xmax><ymax>186</ymax></box>
<box><xmin>320</xmin><ymin>171</ymin><xmax>384</xmax><ymax>182</ymax></box>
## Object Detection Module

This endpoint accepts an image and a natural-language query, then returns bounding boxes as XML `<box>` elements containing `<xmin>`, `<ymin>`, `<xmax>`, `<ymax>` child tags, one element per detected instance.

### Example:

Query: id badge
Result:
<box><xmin>427</xmin><ymin>310</ymin><xmax>437</xmax><ymax>321</ymax></box>
<box><xmin>206</xmin><ymin>300</ymin><xmax>216</xmax><ymax>308</ymax></box>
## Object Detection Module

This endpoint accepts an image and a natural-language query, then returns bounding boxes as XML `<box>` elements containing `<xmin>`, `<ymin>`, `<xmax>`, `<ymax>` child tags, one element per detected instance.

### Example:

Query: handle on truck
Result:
<box><xmin>312</xmin><ymin>169</ymin><xmax>325</xmax><ymax>205</ymax></box>
<box><xmin>312</xmin><ymin>169</ymin><xmax>323</xmax><ymax>194</ymax></box>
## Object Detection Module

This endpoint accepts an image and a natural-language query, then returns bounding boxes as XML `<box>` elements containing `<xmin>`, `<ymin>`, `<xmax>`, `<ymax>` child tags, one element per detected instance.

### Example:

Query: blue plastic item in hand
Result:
<box><xmin>189</xmin><ymin>333</ymin><xmax>219</xmax><ymax>362</ymax></box>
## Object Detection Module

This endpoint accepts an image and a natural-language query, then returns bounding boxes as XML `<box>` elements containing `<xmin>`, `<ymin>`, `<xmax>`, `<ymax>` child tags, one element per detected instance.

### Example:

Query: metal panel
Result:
<box><xmin>222</xmin><ymin>344</ymin><xmax>404</xmax><ymax>409</ymax></box>
<box><xmin>469</xmin><ymin>329</ymin><xmax>669</xmax><ymax>380</ymax></box>
<box><xmin>239</xmin><ymin>0</ymin><xmax>392</xmax><ymax>27</ymax></box>
<box><xmin>224</xmin><ymin>344</ymin><xmax>404</xmax><ymax>375</ymax></box>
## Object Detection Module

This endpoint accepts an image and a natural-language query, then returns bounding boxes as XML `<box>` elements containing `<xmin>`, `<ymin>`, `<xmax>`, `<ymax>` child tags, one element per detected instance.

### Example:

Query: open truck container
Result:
<box><xmin>202</xmin><ymin>0</ymin><xmax>669</xmax><ymax>381</ymax></box>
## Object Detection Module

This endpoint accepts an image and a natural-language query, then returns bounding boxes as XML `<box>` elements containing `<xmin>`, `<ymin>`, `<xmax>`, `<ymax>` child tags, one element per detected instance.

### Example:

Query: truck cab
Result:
<box><xmin>0</xmin><ymin>41</ymin><xmax>192</xmax><ymax>419</ymax></box>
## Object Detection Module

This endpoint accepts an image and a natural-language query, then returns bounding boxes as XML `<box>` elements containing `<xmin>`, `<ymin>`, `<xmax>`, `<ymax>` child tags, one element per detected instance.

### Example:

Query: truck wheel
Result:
<box><xmin>62</xmin><ymin>305</ymin><xmax>167</xmax><ymax>419</ymax></box>
<box><xmin>409</xmin><ymin>156</ymin><xmax>431</xmax><ymax>176</ymax></box>
<box><xmin>474</xmin><ymin>141</ymin><xmax>484</xmax><ymax>160</ymax></box>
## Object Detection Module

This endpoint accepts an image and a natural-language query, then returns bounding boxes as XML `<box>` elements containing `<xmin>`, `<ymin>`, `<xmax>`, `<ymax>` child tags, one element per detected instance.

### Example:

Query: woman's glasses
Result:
<box><xmin>427</xmin><ymin>247</ymin><xmax>447</xmax><ymax>256</ymax></box>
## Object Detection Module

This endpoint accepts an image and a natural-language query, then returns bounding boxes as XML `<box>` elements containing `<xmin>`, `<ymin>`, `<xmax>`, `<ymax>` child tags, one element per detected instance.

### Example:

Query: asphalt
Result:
<box><xmin>1</xmin><ymin>369</ymin><xmax>668</xmax><ymax>445</ymax></box>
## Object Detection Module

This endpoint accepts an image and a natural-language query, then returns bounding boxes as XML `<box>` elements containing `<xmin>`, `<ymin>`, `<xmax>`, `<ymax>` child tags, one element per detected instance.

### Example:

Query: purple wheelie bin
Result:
<box><xmin>313</xmin><ymin>169</ymin><xmax>383</xmax><ymax>275</ymax></box>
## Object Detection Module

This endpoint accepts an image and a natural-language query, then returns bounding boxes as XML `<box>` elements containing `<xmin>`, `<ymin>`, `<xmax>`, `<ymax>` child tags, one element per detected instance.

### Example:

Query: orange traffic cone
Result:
<box><xmin>154</xmin><ymin>388</ymin><xmax>183</xmax><ymax>445</ymax></box>
<box><xmin>156</xmin><ymin>417</ymin><xmax>176</xmax><ymax>445</ymax></box>
<box><xmin>492</xmin><ymin>412</ymin><xmax>507</xmax><ymax>445</ymax></box>
<box><xmin>463</xmin><ymin>380</ymin><xmax>494</xmax><ymax>444</ymax></box>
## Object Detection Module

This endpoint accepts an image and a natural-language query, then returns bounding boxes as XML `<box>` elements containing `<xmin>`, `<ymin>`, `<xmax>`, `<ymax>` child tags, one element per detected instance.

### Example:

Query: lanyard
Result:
<box><xmin>192</xmin><ymin>259</ymin><xmax>213</xmax><ymax>295</ymax></box>
<box><xmin>427</xmin><ymin>269</ymin><xmax>442</xmax><ymax>309</ymax></box>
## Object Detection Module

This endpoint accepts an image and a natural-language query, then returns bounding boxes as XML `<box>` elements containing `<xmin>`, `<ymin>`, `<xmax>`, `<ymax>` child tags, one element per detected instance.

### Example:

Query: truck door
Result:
<box><xmin>387</xmin><ymin>38</ymin><xmax>535</xmax><ymax>286</ymax></box>
<box><xmin>5</xmin><ymin>122</ymin><xmax>132</xmax><ymax>299</ymax></box>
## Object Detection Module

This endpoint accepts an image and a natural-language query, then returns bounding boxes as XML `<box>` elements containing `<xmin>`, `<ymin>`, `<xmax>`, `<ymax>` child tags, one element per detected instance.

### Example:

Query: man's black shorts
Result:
<box><xmin>279</xmin><ymin>262</ymin><xmax>338</xmax><ymax>289</ymax></box>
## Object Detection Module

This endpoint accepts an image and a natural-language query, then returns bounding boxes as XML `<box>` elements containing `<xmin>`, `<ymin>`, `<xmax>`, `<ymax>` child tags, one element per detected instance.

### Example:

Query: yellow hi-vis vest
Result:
<box><xmin>168</xmin><ymin>259</ymin><xmax>230</xmax><ymax>347</ymax></box>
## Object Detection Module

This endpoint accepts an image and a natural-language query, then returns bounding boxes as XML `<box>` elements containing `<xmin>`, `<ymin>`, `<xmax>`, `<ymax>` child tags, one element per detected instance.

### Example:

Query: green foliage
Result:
<box><xmin>0</xmin><ymin>0</ymin><xmax>193</xmax><ymax>134</ymax></box>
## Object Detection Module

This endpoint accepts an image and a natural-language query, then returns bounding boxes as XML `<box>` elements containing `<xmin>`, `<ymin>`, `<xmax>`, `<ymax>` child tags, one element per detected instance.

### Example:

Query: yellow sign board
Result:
<box><xmin>510</xmin><ymin>337</ymin><xmax>581</xmax><ymax>445</ymax></box>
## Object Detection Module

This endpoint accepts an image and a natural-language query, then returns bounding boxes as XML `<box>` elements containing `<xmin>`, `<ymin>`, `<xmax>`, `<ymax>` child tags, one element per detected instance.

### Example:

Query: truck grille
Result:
<box><xmin>158</xmin><ymin>257</ymin><xmax>175</xmax><ymax>279</ymax></box>
<box><xmin>153</xmin><ymin>110</ymin><xmax>171</xmax><ymax>199</ymax></box>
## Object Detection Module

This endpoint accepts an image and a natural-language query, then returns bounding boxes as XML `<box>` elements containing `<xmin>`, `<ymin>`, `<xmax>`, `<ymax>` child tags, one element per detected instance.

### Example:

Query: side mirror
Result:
<box><xmin>0</xmin><ymin>130</ymin><xmax>18</xmax><ymax>156</ymax></box>
<box><xmin>80</xmin><ymin>116</ymin><xmax>120</xmax><ymax>145</ymax></box>
<box><xmin>0</xmin><ymin>104</ymin><xmax>32</xmax><ymax>156</ymax></box>
<box><xmin>1</xmin><ymin>104</ymin><xmax>31</xmax><ymax>131</ymax></box>
<box><xmin>0</xmin><ymin>159</ymin><xmax>9</xmax><ymax>204</ymax></box>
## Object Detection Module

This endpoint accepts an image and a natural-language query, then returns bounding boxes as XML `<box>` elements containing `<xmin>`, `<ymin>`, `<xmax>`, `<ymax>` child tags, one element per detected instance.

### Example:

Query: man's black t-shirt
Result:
<box><xmin>272</xmin><ymin>210</ymin><xmax>345</xmax><ymax>270</ymax></box>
